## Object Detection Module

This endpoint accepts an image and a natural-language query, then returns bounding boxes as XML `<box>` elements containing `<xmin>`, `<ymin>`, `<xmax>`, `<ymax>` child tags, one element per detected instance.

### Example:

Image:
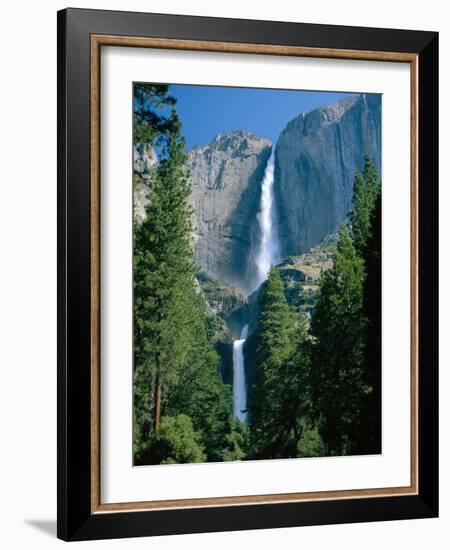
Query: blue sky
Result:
<box><xmin>170</xmin><ymin>84</ymin><xmax>356</xmax><ymax>150</ymax></box>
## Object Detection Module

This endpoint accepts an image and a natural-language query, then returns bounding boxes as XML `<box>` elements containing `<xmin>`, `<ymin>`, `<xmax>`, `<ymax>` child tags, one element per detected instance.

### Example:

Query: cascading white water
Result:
<box><xmin>232</xmin><ymin>148</ymin><xmax>282</xmax><ymax>423</ymax></box>
<box><xmin>253</xmin><ymin>148</ymin><xmax>281</xmax><ymax>289</ymax></box>
<box><xmin>232</xmin><ymin>324</ymin><xmax>249</xmax><ymax>423</ymax></box>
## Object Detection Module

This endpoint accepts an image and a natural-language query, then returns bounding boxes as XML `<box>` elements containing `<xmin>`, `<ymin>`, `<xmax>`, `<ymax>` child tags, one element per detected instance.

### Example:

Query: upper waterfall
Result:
<box><xmin>251</xmin><ymin>148</ymin><xmax>281</xmax><ymax>292</ymax></box>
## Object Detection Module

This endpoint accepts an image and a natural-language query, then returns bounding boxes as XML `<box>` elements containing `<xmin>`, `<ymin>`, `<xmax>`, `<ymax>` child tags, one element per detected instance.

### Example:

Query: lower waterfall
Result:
<box><xmin>232</xmin><ymin>324</ymin><xmax>249</xmax><ymax>423</ymax></box>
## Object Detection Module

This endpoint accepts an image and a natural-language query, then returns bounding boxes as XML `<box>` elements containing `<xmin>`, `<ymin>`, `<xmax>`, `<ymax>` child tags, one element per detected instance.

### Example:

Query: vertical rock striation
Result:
<box><xmin>274</xmin><ymin>94</ymin><xmax>381</xmax><ymax>257</ymax></box>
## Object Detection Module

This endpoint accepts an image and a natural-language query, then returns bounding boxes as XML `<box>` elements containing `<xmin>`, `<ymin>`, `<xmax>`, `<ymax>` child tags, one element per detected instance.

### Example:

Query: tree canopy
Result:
<box><xmin>249</xmin><ymin>268</ymin><xmax>312</xmax><ymax>458</ymax></box>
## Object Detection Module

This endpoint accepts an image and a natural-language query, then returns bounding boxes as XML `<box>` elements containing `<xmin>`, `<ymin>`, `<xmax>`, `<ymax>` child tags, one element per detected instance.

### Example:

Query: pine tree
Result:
<box><xmin>311</xmin><ymin>223</ymin><xmax>367</xmax><ymax>455</ymax></box>
<box><xmin>167</xmin><ymin>283</ymin><xmax>239</xmax><ymax>462</ymax></box>
<box><xmin>133</xmin><ymin>83</ymin><xmax>177</xmax><ymax>145</ymax></box>
<box><xmin>249</xmin><ymin>268</ymin><xmax>309</xmax><ymax>459</ymax></box>
<box><xmin>357</xmin><ymin>192</ymin><xmax>382</xmax><ymax>454</ymax></box>
<box><xmin>348</xmin><ymin>157</ymin><xmax>382</xmax><ymax>454</ymax></box>
<box><xmin>133</xmin><ymin>89</ymin><xmax>195</xmax><ymax>453</ymax></box>
<box><xmin>349</xmin><ymin>156</ymin><xmax>381</xmax><ymax>256</ymax></box>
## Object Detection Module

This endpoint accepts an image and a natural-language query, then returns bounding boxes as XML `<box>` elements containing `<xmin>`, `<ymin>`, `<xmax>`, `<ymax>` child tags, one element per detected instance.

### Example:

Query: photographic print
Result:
<box><xmin>58</xmin><ymin>11</ymin><xmax>438</xmax><ymax>539</ymax></box>
<box><xmin>132</xmin><ymin>83</ymin><xmax>382</xmax><ymax>466</ymax></box>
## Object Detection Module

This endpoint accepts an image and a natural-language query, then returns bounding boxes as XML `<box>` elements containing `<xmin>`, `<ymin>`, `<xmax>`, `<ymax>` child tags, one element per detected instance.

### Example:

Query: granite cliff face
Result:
<box><xmin>187</xmin><ymin>130</ymin><xmax>272</xmax><ymax>295</ymax></box>
<box><xmin>274</xmin><ymin>94</ymin><xmax>381</xmax><ymax>257</ymax></box>
<box><xmin>132</xmin><ymin>132</ymin><xmax>272</xmax><ymax>295</ymax></box>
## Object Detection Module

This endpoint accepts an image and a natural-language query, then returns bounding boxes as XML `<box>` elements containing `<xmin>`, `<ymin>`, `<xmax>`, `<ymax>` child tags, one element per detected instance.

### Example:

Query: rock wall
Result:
<box><xmin>274</xmin><ymin>94</ymin><xmax>381</xmax><ymax>257</ymax></box>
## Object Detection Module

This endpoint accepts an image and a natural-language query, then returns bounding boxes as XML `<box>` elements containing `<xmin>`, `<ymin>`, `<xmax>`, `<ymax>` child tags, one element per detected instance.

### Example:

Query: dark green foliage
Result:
<box><xmin>133</xmin><ymin>97</ymin><xmax>194</xmax><ymax>451</ymax></box>
<box><xmin>133</xmin><ymin>84</ymin><xmax>241</xmax><ymax>465</ymax></box>
<box><xmin>296</xmin><ymin>422</ymin><xmax>326</xmax><ymax>457</ymax></box>
<box><xmin>136</xmin><ymin>414</ymin><xmax>206</xmax><ymax>465</ymax></box>
<box><xmin>350</xmin><ymin>158</ymin><xmax>382</xmax><ymax>454</ymax></box>
<box><xmin>222</xmin><ymin>419</ymin><xmax>250</xmax><ymax>461</ymax></box>
<box><xmin>349</xmin><ymin>156</ymin><xmax>381</xmax><ymax>256</ymax></box>
<box><xmin>311</xmin><ymin>224</ymin><xmax>367</xmax><ymax>455</ymax></box>
<box><xmin>249</xmin><ymin>268</ymin><xmax>313</xmax><ymax>459</ymax></box>
<box><xmin>358</xmin><ymin>192</ymin><xmax>382</xmax><ymax>454</ymax></box>
<box><xmin>310</xmin><ymin>158</ymin><xmax>381</xmax><ymax>456</ymax></box>
<box><xmin>133</xmin><ymin>83</ymin><xmax>177</xmax><ymax>146</ymax></box>
<box><xmin>167</xmin><ymin>285</ymin><xmax>243</xmax><ymax>462</ymax></box>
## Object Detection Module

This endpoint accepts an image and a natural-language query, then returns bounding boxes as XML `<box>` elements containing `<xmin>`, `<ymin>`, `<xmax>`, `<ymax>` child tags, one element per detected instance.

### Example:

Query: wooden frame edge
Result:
<box><xmin>91</xmin><ymin>34</ymin><xmax>101</xmax><ymax>513</ymax></box>
<box><xmin>410</xmin><ymin>55</ymin><xmax>419</xmax><ymax>496</ymax></box>
<box><xmin>91</xmin><ymin>34</ymin><xmax>417</xmax><ymax>62</ymax></box>
<box><xmin>94</xmin><ymin>489</ymin><xmax>419</xmax><ymax>515</ymax></box>
<box><xmin>89</xmin><ymin>34</ymin><xmax>419</xmax><ymax>514</ymax></box>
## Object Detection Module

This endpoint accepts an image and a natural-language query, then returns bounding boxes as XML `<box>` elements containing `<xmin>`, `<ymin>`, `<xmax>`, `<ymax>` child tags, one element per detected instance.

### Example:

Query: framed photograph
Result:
<box><xmin>57</xmin><ymin>8</ymin><xmax>438</xmax><ymax>541</ymax></box>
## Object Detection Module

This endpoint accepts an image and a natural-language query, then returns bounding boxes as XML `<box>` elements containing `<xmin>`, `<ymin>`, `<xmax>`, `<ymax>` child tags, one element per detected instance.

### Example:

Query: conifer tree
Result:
<box><xmin>133</xmin><ymin>82</ymin><xmax>196</xmax><ymax>455</ymax></box>
<box><xmin>133</xmin><ymin>83</ymin><xmax>177</xmax><ymax>145</ymax></box>
<box><xmin>348</xmin><ymin>157</ymin><xmax>382</xmax><ymax>454</ymax></box>
<box><xmin>167</xmin><ymin>282</ymin><xmax>240</xmax><ymax>462</ymax></box>
<box><xmin>249</xmin><ymin>268</ymin><xmax>309</xmax><ymax>458</ymax></box>
<box><xmin>349</xmin><ymin>156</ymin><xmax>381</xmax><ymax>255</ymax></box>
<box><xmin>133</xmin><ymin>83</ymin><xmax>239</xmax><ymax>465</ymax></box>
<box><xmin>357</xmin><ymin>192</ymin><xmax>382</xmax><ymax>454</ymax></box>
<box><xmin>311</xmin><ymin>224</ymin><xmax>367</xmax><ymax>455</ymax></box>
<box><xmin>133</xmin><ymin>110</ymin><xmax>193</xmax><ymax>440</ymax></box>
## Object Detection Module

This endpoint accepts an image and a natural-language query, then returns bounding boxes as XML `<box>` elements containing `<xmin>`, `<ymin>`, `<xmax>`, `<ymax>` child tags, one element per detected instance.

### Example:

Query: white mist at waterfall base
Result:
<box><xmin>253</xmin><ymin>148</ymin><xmax>281</xmax><ymax>290</ymax></box>
<box><xmin>232</xmin><ymin>324</ymin><xmax>249</xmax><ymax>423</ymax></box>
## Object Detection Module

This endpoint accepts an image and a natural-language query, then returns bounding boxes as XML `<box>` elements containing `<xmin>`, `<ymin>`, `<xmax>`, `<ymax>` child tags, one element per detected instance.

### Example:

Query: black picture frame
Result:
<box><xmin>57</xmin><ymin>7</ymin><xmax>438</xmax><ymax>541</ymax></box>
